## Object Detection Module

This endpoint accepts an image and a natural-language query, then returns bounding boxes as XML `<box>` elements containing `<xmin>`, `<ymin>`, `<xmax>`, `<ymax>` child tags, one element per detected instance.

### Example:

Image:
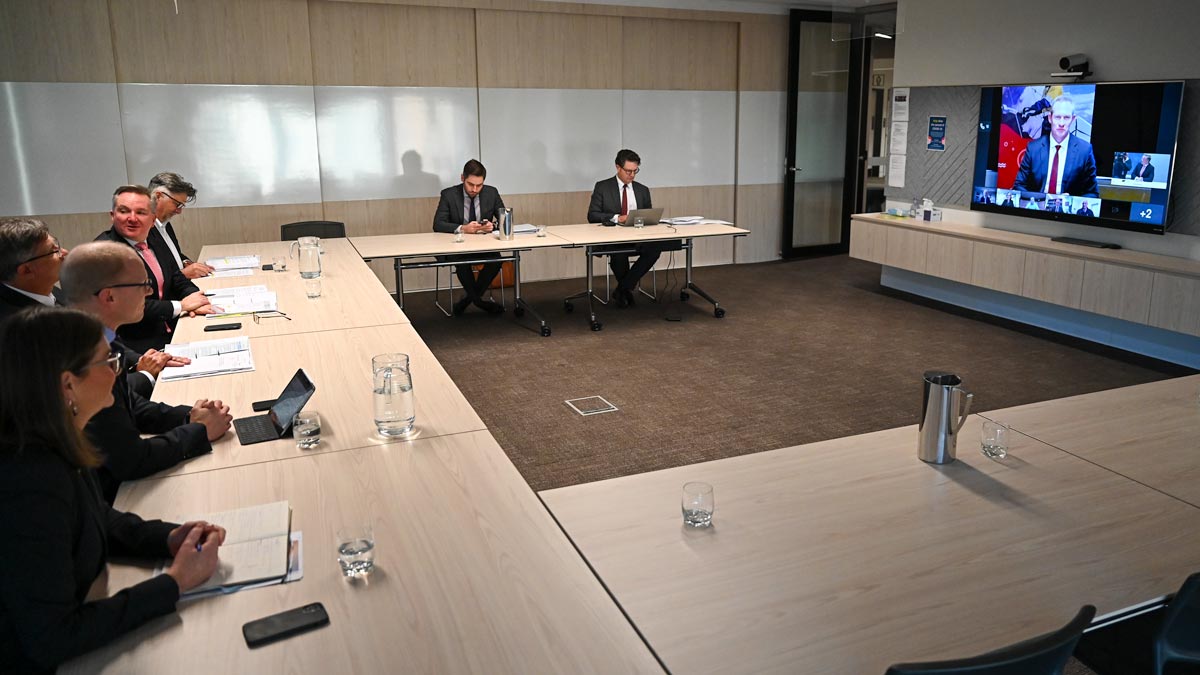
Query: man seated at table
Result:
<box><xmin>433</xmin><ymin>159</ymin><xmax>506</xmax><ymax>315</ymax></box>
<box><xmin>587</xmin><ymin>149</ymin><xmax>679</xmax><ymax>308</ymax></box>
<box><xmin>96</xmin><ymin>185</ymin><xmax>215</xmax><ymax>352</ymax></box>
<box><xmin>148</xmin><ymin>171</ymin><xmax>214</xmax><ymax>280</ymax></box>
<box><xmin>59</xmin><ymin>241</ymin><xmax>232</xmax><ymax>503</ymax></box>
<box><xmin>0</xmin><ymin>217</ymin><xmax>68</xmax><ymax>322</ymax></box>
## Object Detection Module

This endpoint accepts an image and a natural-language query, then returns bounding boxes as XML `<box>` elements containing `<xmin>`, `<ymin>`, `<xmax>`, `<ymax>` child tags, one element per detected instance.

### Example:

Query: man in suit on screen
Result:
<box><xmin>1013</xmin><ymin>94</ymin><xmax>1098</xmax><ymax>198</ymax></box>
<box><xmin>432</xmin><ymin>159</ymin><xmax>506</xmax><ymax>315</ymax></box>
<box><xmin>1133</xmin><ymin>153</ymin><xmax>1155</xmax><ymax>182</ymax></box>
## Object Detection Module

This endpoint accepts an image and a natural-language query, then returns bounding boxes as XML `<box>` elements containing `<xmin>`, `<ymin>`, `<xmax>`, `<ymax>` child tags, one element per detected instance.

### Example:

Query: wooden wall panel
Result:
<box><xmin>0</xmin><ymin>0</ymin><xmax>116</xmax><ymax>82</ymax></box>
<box><xmin>622</xmin><ymin>18</ymin><xmax>738</xmax><ymax>91</ymax></box>
<box><xmin>171</xmin><ymin>203</ymin><xmax>327</xmax><ymax>250</ymax></box>
<box><xmin>652</xmin><ymin>185</ymin><xmax>735</xmax><ymax>267</ymax></box>
<box><xmin>476</xmin><ymin>11</ymin><xmax>621</xmax><ymax>89</ymax></box>
<box><xmin>504</xmin><ymin>191</ymin><xmax>592</xmax><ymax>226</ymax></box>
<box><xmin>736</xmin><ymin>183</ymin><xmax>782</xmax><ymax>263</ymax></box>
<box><xmin>738</xmin><ymin>20</ymin><xmax>788</xmax><ymax>92</ymax></box>
<box><xmin>109</xmin><ymin>0</ymin><xmax>313</xmax><ymax>85</ymax></box>
<box><xmin>309</xmin><ymin>2</ymin><xmax>476</xmax><ymax>87</ymax></box>
<box><xmin>34</xmin><ymin>212</ymin><xmax>110</xmax><ymax>252</ymax></box>
<box><xmin>327</xmin><ymin>0</ymin><xmax>784</xmax><ymax>25</ymax></box>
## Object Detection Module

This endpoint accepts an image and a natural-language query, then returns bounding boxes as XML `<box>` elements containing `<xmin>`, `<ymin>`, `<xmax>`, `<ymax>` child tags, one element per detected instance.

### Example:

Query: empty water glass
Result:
<box><xmin>682</xmin><ymin>482</ymin><xmax>714</xmax><ymax>528</ymax></box>
<box><xmin>981</xmin><ymin>420</ymin><xmax>1010</xmax><ymax>459</ymax></box>
<box><xmin>373</xmin><ymin>353</ymin><xmax>415</xmax><ymax>437</ymax></box>
<box><xmin>304</xmin><ymin>277</ymin><xmax>322</xmax><ymax>298</ymax></box>
<box><xmin>336</xmin><ymin>525</ymin><xmax>375</xmax><ymax>578</ymax></box>
<box><xmin>293</xmin><ymin>410</ymin><xmax>321</xmax><ymax>449</ymax></box>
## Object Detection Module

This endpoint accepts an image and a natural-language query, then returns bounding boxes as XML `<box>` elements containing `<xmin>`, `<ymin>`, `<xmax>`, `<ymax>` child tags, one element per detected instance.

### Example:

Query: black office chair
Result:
<box><xmin>280</xmin><ymin>221</ymin><xmax>346</xmax><ymax>241</ymax></box>
<box><xmin>1153</xmin><ymin>572</ymin><xmax>1200</xmax><ymax>675</ymax></box>
<box><xmin>884</xmin><ymin>605</ymin><xmax>1095</xmax><ymax>675</ymax></box>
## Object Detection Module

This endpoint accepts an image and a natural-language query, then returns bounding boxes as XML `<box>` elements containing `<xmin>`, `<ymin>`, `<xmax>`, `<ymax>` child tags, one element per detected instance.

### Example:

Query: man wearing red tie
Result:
<box><xmin>587</xmin><ymin>149</ymin><xmax>677</xmax><ymax>308</ymax></box>
<box><xmin>95</xmin><ymin>185</ymin><xmax>214</xmax><ymax>352</ymax></box>
<box><xmin>1012</xmin><ymin>94</ymin><xmax>1099</xmax><ymax>198</ymax></box>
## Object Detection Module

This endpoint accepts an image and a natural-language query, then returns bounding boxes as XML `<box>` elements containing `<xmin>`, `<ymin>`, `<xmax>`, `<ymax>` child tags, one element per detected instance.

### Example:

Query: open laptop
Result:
<box><xmin>232</xmin><ymin>368</ymin><xmax>316</xmax><ymax>445</ymax></box>
<box><xmin>618</xmin><ymin>207</ymin><xmax>664</xmax><ymax>226</ymax></box>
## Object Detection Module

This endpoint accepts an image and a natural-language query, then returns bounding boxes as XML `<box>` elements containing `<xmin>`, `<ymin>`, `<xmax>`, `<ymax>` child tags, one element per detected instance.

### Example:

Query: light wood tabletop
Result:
<box><xmin>349</xmin><ymin>231</ymin><xmax>573</xmax><ymax>259</ymax></box>
<box><xmin>981</xmin><ymin>374</ymin><xmax>1200</xmax><ymax>507</ymax></box>
<box><xmin>173</xmin><ymin>238</ymin><xmax>408</xmax><ymax>342</ymax></box>
<box><xmin>549</xmin><ymin>222</ymin><xmax>749</xmax><ymax>246</ymax></box>
<box><xmin>149</xmin><ymin>323</ymin><xmax>485</xmax><ymax>478</ymax></box>
<box><xmin>63</xmin><ymin>431</ymin><xmax>663</xmax><ymax>675</ymax></box>
<box><xmin>540</xmin><ymin>415</ymin><xmax>1200</xmax><ymax>675</ymax></box>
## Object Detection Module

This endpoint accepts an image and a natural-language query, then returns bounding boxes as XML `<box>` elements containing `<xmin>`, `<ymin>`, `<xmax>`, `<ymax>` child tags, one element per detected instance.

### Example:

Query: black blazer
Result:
<box><xmin>1134</xmin><ymin>162</ymin><xmax>1155</xmax><ymax>182</ymax></box>
<box><xmin>94</xmin><ymin>227</ymin><xmax>199</xmax><ymax>352</ymax></box>
<box><xmin>0</xmin><ymin>284</ymin><xmax>60</xmax><ymax>324</ymax></box>
<box><xmin>86</xmin><ymin>340</ymin><xmax>211</xmax><ymax>504</ymax></box>
<box><xmin>146</xmin><ymin>222</ymin><xmax>188</xmax><ymax>281</ymax></box>
<box><xmin>0</xmin><ymin>446</ymin><xmax>179</xmax><ymax>673</ymax></box>
<box><xmin>433</xmin><ymin>184</ymin><xmax>506</xmax><ymax>233</ymax></box>
<box><xmin>588</xmin><ymin>178</ymin><xmax>652</xmax><ymax>224</ymax></box>
<box><xmin>113</xmin><ymin>337</ymin><xmax>155</xmax><ymax>399</ymax></box>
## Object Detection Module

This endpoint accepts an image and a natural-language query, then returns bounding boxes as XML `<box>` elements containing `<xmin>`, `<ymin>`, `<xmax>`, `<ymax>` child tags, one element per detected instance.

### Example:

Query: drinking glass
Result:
<box><xmin>373</xmin><ymin>353</ymin><xmax>415</xmax><ymax>437</ymax></box>
<box><xmin>293</xmin><ymin>411</ymin><xmax>321</xmax><ymax>449</ymax></box>
<box><xmin>271</xmin><ymin>256</ymin><xmax>287</xmax><ymax>272</ymax></box>
<box><xmin>682</xmin><ymin>482</ymin><xmax>714</xmax><ymax>528</ymax></box>
<box><xmin>336</xmin><ymin>525</ymin><xmax>375</xmax><ymax>578</ymax></box>
<box><xmin>304</xmin><ymin>277</ymin><xmax>322</xmax><ymax>298</ymax></box>
<box><xmin>981</xmin><ymin>420</ymin><xmax>1010</xmax><ymax>459</ymax></box>
<box><xmin>633</xmin><ymin>216</ymin><xmax>645</xmax><ymax>229</ymax></box>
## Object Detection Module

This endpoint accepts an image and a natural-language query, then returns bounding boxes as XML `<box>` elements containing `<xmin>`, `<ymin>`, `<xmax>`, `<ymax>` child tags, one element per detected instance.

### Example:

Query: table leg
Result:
<box><xmin>394</xmin><ymin>258</ymin><xmax>405</xmax><ymax>310</ymax></box>
<box><xmin>681</xmin><ymin>239</ymin><xmax>725</xmax><ymax>318</ymax></box>
<box><xmin>512</xmin><ymin>250</ymin><xmax>551</xmax><ymax>337</ymax></box>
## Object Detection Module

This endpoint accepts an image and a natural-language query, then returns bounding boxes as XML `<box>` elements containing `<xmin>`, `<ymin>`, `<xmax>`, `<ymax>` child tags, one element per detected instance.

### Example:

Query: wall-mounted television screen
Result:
<box><xmin>971</xmin><ymin>81</ymin><xmax>1184</xmax><ymax>235</ymax></box>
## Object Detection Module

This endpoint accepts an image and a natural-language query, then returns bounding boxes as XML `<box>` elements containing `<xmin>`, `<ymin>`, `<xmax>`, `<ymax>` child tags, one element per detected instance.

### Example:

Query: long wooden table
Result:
<box><xmin>149</xmin><ymin>324</ymin><xmax>486</xmax><ymax>478</ymax></box>
<box><xmin>980</xmin><ymin>374</ymin><xmax>1200</xmax><ymax>507</ymax></box>
<box><xmin>63</xmin><ymin>432</ymin><xmax>662</xmax><ymax>674</ymax></box>
<box><xmin>540</xmin><ymin>414</ymin><xmax>1200</xmax><ymax>674</ymax></box>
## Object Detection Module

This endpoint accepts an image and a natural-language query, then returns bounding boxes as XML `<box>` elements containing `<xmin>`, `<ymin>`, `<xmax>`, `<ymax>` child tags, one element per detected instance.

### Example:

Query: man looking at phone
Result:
<box><xmin>432</xmin><ymin>160</ymin><xmax>506</xmax><ymax>315</ymax></box>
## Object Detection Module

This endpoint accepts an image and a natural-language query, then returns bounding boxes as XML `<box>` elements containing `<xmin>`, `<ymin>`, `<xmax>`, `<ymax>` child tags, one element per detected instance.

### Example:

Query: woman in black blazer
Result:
<box><xmin>0</xmin><ymin>308</ymin><xmax>224</xmax><ymax>673</ymax></box>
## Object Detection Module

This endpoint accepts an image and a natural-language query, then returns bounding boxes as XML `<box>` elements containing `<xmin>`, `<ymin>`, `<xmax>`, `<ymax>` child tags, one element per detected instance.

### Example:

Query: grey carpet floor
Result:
<box><xmin>405</xmin><ymin>254</ymin><xmax>1191</xmax><ymax>493</ymax></box>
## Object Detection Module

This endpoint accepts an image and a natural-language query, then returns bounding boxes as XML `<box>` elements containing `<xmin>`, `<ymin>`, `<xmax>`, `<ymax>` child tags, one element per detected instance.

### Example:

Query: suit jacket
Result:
<box><xmin>1112</xmin><ymin>158</ymin><xmax>1130</xmax><ymax>179</ymax></box>
<box><xmin>94</xmin><ymin>227</ymin><xmax>199</xmax><ymax>353</ymax></box>
<box><xmin>0</xmin><ymin>284</ymin><xmax>61</xmax><ymax>324</ymax></box>
<box><xmin>1077</xmin><ymin>206</ymin><xmax>1095</xmax><ymax>216</ymax></box>
<box><xmin>113</xmin><ymin>337</ymin><xmax>155</xmax><ymax>399</ymax></box>
<box><xmin>1013</xmin><ymin>135</ymin><xmax>1099</xmax><ymax>197</ymax></box>
<box><xmin>588</xmin><ymin>178</ymin><xmax>652</xmax><ymax>224</ymax></box>
<box><xmin>147</xmin><ymin>222</ymin><xmax>188</xmax><ymax>281</ymax></box>
<box><xmin>0</xmin><ymin>446</ymin><xmax>179</xmax><ymax>673</ymax></box>
<box><xmin>433</xmin><ymin>184</ymin><xmax>506</xmax><ymax>233</ymax></box>
<box><xmin>86</xmin><ymin>340</ymin><xmax>210</xmax><ymax>503</ymax></box>
<box><xmin>1134</xmin><ymin>162</ymin><xmax>1155</xmax><ymax>182</ymax></box>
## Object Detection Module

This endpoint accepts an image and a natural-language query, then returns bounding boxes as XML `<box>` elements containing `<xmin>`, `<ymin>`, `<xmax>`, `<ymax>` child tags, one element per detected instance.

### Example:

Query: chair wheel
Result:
<box><xmin>680</xmin><ymin>291</ymin><xmax>690</xmax><ymax>301</ymax></box>
<box><xmin>714</xmin><ymin>307</ymin><xmax>726</xmax><ymax>318</ymax></box>
<box><xmin>514</xmin><ymin>306</ymin><xmax>525</xmax><ymax>318</ymax></box>
<box><xmin>564</xmin><ymin>301</ymin><xmax>574</xmax><ymax>313</ymax></box>
<box><xmin>540</xmin><ymin>326</ymin><xmax>551</xmax><ymax>337</ymax></box>
<box><xmin>590</xmin><ymin>321</ymin><xmax>603</xmax><ymax>331</ymax></box>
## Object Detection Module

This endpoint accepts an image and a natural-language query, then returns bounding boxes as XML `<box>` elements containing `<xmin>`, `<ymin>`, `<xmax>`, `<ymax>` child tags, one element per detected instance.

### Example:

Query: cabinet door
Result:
<box><xmin>1022</xmin><ymin>251</ymin><xmax>1084</xmax><ymax>308</ymax></box>
<box><xmin>1148</xmin><ymin>272</ymin><xmax>1200</xmax><ymax>337</ymax></box>
<box><xmin>884</xmin><ymin>227</ymin><xmax>928</xmax><ymax>273</ymax></box>
<box><xmin>1080</xmin><ymin>261</ymin><xmax>1154</xmax><ymax>324</ymax></box>
<box><xmin>970</xmin><ymin>242</ymin><xmax>1025</xmax><ymax>296</ymax></box>
<box><xmin>849</xmin><ymin>220</ymin><xmax>887</xmax><ymax>264</ymax></box>
<box><xmin>925</xmin><ymin>234</ymin><xmax>974</xmax><ymax>284</ymax></box>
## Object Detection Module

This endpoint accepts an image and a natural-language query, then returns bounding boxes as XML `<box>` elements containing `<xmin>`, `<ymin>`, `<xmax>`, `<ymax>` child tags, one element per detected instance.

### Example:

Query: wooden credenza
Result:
<box><xmin>850</xmin><ymin>213</ymin><xmax>1200</xmax><ymax>338</ymax></box>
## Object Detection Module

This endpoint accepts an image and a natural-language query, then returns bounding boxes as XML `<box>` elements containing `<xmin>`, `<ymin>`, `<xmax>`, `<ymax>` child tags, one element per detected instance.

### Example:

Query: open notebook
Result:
<box><xmin>169</xmin><ymin>500</ymin><xmax>292</xmax><ymax>596</ymax></box>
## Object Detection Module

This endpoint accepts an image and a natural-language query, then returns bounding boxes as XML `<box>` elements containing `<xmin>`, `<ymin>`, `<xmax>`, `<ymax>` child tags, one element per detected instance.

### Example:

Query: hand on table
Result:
<box><xmin>136</xmin><ymin>349</ymin><xmax>172</xmax><ymax>377</ymax></box>
<box><xmin>182</xmin><ymin>261</ymin><xmax>215</xmax><ymax>279</ymax></box>
<box><xmin>164</xmin><ymin>526</ymin><xmax>222</xmax><ymax>592</ymax></box>
<box><xmin>191</xmin><ymin>399</ymin><xmax>233</xmax><ymax>441</ymax></box>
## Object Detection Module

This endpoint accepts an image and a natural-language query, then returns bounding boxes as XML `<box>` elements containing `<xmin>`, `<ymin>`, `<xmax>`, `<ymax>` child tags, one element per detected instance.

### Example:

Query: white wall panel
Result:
<box><xmin>1</xmin><ymin>82</ymin><xmax>128</xmax><ymax>216</ymax></box>
<box><xmin>316</xmin><ymin>86</ymin><xmax>479</xmax><ymax>201</ymax></box>
<box><xmin>737</xmin><ymin>90</ymin><xmax>786</xmax><ymax>185</ymax></box>
<box><xmin>479</xmin><ymin>88</ymin><xmax>622</xmax><ymax>195</ymax></box>
<box><xmin>795</xmin><ymin>91</ymin><xmax>847</xmax><ymax>183</ymax></box>
<box><xmin>621</xmin><ymin>90</ymin><xmax>736</xmax><ymax>188</ymax></box>
<box><xmin>119</xmin><ymin>84</ymin><xmax>321</xmax><ymax>208</ymax></box>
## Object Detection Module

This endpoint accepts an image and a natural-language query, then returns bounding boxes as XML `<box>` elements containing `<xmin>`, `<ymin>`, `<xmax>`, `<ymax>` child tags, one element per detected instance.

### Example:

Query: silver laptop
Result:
<box><xmin>619</xmin><ymin>207</ymin><xmax>664</xmax><ymax>226</ymax></box>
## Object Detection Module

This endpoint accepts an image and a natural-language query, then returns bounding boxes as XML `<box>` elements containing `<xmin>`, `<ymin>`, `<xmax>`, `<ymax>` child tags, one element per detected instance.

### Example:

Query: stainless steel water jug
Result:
<box><xmin>918</xmin><ymin>370</ymin><xmax>973</xmax><ymax>464</ymax></box>
<box><xmin>497</xmin><ymin>208</ymin><xmax>514</xmax><ymax>241</ymax></box>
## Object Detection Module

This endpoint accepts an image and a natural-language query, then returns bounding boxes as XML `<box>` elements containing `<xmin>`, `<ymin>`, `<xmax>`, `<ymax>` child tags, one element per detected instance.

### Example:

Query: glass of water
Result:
<box><xmin>272</xmin><ymin>256</ymin><xmax>287</xmax><ymax>272</ymax></box>
<box><xmin>373</xmin><ymin>353</ymin><xmax>415</xmax><ymax>437</ymax></box>
<box><xmin>293</xmin><ymin>410</ymin><xmax>321</xmax><ymax>449</ymax></box>
<box><xmin>682</xmin><ymin>482</ymin><xmax>714</xmax><ymax>528</ymax></box>
<box><xmin>633</xmin><ymin>216</ymin><xmax>645</xmax><ymax>229</ymax></box>
<box><xmin>981</xmin><ymin>420</ymin><xmax>1010</xmax><ymax>459</ymax></box>
<box><xmin>336</xmin><ymin>525</ymin><xmax>375</xmax><ymax>578</ymax></box>
<box><xmin>304</xmin><ymin>276</ymin><xmax>322</xmax><ymax>298</ymax></box>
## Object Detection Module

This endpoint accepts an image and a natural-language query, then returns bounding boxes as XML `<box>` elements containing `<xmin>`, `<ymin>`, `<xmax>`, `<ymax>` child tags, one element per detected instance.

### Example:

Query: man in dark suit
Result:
<box><xmin>59</xmin><ymin>241</ymin><xmax>232</xmax><ymax>503</ymax></box>
<box><xmin>95</xmin><ymin>185</ymin><xmax>215</xmax><ymax>352</ymax></box>
<box><xmin>587</xmin><ymin>149</ymin><xmax>678</xmax><ymax>308</ymax></box>
<box><xmin>1133</xmin><ymin>153</ymin><xmax>1155</xmax><ymax>182</ymax></box>
<box><xmin>148</xmin><ymin>171</ymin><xmax>213</xmax><ymax>280</ymax></box>
<box><xmin>1013</xmin><ymin>94</ymin><xmax>1098</xmax><ymax>198</ymax></box>
<box><xmin>1112</xmin><ymin>152</ymin><xmax>1131</xmax><ymax>179</ymax></box>
<box><xmin>1076</xmin><ymin>201</ymin><xmax>1096</xmax><ymax>217</ymax></box>
<box><xmin>1000</xmin><ymin>191</ymin><xmax>1017</xmax><ymax>207</ymax></box>
<box><xmin>433</xmin><ymin>159</ymin><xmax>506</xmax><ymax>315</ymax></box>
<box><xmin>0</xmin><ymin>217</ymin><xmax>67</xmax><ymax>322</ymax></box>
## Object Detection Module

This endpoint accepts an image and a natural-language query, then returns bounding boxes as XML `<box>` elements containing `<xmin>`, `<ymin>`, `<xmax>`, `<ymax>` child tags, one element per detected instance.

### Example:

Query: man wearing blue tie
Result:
<box><xmin>1013</xmin><ymin>94</ymin><xmax>1099</xmax><ymax>198</ymax></box>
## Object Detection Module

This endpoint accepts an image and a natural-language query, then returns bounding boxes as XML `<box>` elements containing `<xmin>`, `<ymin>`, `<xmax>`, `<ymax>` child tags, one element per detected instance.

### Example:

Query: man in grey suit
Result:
<box><xmin>433</xmin><ymin>160</ymin><xmax>506</xmax><ymax>315</ymax></box>
<box><xmin>587</xmin><ymin>149</ymin><xmax>677</xmax><ymax>308</ymax></box>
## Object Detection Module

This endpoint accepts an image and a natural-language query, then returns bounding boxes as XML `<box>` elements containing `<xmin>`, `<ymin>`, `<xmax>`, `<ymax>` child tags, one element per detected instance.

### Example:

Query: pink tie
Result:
<box><xmin>135</xmin><ymin>242</ymin><xmax>164</xmax><ymax>299</ymax></box>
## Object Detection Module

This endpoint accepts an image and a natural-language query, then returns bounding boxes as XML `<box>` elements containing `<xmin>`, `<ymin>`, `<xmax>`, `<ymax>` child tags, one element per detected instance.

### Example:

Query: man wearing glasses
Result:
<box><xmin>148</xmin><ymin>171</ymin><xmax>214</xmax><ymax>280</ymax></box>
<box><xmin>0</xmin><ymin>217</ymin><xmax>68</xmax><ymax>322</ymax></box>
<box><xmin>96</xmin><ymin>185</ymin><xmax>215</xmax><ymax>352</ymax></box>
<box><xmin>60</xmin><ymin>242</ymin><xmax>232</xmax><ymax>503</ymax></box>
<box><xmin>587</xmin><ymin>149</ymin><xmax>676</xmax><ymax>308</ymax></box>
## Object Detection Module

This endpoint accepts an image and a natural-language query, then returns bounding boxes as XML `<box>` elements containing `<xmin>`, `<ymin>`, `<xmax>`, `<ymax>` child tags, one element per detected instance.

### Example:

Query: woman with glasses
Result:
<box><xmin>0</xmin><ymin>307</ymin><xmax>224</xmax><ymax>673</ymax></box>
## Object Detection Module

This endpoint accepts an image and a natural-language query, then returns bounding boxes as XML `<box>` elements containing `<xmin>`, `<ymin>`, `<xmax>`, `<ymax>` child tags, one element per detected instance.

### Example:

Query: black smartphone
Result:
<box><xmin>251</xmin><ymin>399</ymin><xmax>276</xmax><ymax>412</ymax></box>
<box><xmin>262</xmin><ymin>264</ymin><xmax>273</xmax><ymax>271</ymax></box>
<box><xmin>243</xmin><ymin>602</ymin><xmax>329</xmax><ymax>648</ymax></box>
<box><xmin>204</xmin><ymin>323</ymin><xmax>241</xmax><ymax>332</ymax></box>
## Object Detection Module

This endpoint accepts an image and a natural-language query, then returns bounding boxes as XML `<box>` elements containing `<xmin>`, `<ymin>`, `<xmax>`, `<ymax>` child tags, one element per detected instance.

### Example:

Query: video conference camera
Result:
<box><xmin>1051</xmin><ymin>54</ymin><xmax>1092</xmax><ymax>79</ymax></box>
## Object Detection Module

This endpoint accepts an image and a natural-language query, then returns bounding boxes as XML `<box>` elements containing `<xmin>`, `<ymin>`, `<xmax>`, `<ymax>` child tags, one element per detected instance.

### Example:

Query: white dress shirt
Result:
<box><xmin>3</xmin><ymin>283</ymin><xmax>56</xmax><ymax>307</ymax></box>
<box><xmin>154</xmin><ymin>219</ymin><xmax>186</xmax><ymax>269</ymax></box>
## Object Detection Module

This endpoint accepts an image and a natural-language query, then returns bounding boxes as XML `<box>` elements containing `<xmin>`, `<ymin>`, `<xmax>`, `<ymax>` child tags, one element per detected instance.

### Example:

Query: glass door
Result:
<box><xmin>782</xmin><ymin>10</ymin><xmax>867</xmax><ymax>258</ymax></box>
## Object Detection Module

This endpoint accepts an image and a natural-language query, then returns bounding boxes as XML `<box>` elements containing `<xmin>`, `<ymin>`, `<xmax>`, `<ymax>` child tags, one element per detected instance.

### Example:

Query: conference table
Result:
<box><xmin>540</xmin><ymin>414</ymin><xmax>1200</xmax><ymax>674</ymax></box>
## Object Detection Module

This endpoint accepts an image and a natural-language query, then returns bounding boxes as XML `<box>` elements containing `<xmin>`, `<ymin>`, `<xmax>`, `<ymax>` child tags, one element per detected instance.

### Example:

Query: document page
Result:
<box><xmin>159</xmin><ymin>336</ymin><xmax>255</xmax><ymax>381</ymax></box>
<box><xmin>206</xmin><ymin>285</ymin><xmax>277</xmax><ymax>315</ymax></box>
<box><xmin>205</xmin><ymin>255</ymin><xmax>261</xmax><ymax>271</ymax></box>
<box><xmin>171</xmin><ymin>501</ymin><xmax>292</xmax><ymax>595</ymax></box>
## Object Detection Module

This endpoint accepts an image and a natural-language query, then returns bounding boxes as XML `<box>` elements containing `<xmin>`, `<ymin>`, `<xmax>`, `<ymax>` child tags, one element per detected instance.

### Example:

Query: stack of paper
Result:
<box><xmin>206</xmin><ymin>255</ymin><xmax>261</xmax><ymax>271</ymax></box>
<box><xmin>206</xmin><ymin>285</ymin><xmax>277</xmax><ymax>315</ymax></box>
<box><xmin>513</xmin><ymin>223</ymin><xmax>539</xmax><ymax>234</ymax></box>
<box><xmin>211</xmin><ymin>268</ymin><xmax>253</xmax><ymax>278</ymax></box>
<box><xmin>662</xmin><ymin>216</ymin><xmax>704</xmax><ymax>225</ymax></box>
<box><xmin>159</xmin><ymin>336</ymin><xmax>255</xmax><ymax>381</ymax></box>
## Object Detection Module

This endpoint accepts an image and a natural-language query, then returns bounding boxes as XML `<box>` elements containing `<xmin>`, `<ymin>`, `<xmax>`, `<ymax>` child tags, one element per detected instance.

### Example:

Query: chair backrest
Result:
<box><xmin>1156</xmin><ymin>572</ymin><xmax>1200</xmax><ymax>651</ymax></box>
<box><xmin>884</xmin><ymin>605</ymin><xmax>1096</xmax><ymax>675</ymax></box>
<box><xmin>280</xmin><ymin>221</ymin><xmax>346</xmax><ymax>241</ymax></box>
